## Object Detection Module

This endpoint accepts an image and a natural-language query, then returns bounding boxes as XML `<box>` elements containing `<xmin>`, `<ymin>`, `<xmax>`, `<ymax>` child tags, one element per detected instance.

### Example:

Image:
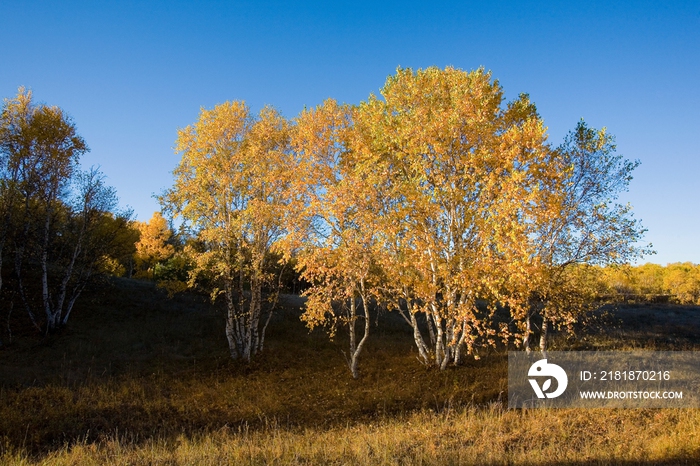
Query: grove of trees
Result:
<box><xmin>7</xmin><ymin>69</ymin><xmax>699</xmax><ymax>380</ymax></box>
<box><xmin>160</xmin><ymin>66</ymin><xmax>651</xmax><ymax>376</ymax></box>
<box><xmin>585</xmin><ymin>262</ymin><xmax>700</xmax><ymax>305</ymax></box>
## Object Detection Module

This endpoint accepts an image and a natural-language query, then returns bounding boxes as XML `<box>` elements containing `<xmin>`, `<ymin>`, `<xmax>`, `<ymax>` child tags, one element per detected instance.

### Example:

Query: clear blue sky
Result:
<box><xmin>1</xmin><ymin>1</ymin><xmax>698</xmax><ymax>265</ymax></box>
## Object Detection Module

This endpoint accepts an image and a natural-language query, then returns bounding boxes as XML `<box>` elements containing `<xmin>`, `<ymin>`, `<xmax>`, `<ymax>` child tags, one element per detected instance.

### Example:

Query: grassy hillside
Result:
<box><xmin>1</xmin><ymin>277</ymin><xmax>699</xmax><ymax>464</ymax></box>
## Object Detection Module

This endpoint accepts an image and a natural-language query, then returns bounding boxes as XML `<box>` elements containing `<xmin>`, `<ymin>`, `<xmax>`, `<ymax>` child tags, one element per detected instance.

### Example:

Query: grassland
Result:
<box><xmin>1</xmin><ymin>278</ymin><xmax>699</xmax><ymax>465</ymax></box>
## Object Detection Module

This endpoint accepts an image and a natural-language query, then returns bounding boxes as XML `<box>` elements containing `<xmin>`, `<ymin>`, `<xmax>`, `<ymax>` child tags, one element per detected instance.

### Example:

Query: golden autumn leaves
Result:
<box><xmin>163</xmin><ymin>102</ymin><xmax>294</xmax><ymax>361</ymax></box>
<box><xmin>162</xmin><ymin>67</ymin><xmax>646</xmax><ymax>372</ymax></box>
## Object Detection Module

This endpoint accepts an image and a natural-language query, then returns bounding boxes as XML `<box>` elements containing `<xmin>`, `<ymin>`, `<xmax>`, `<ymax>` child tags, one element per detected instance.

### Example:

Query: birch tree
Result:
<box><xmin>0</xmin><ymin>89</ymin><xmax>32</xmax><ymax>340</ymax></box>
<box><xmin>44</xmin><ymin>167</ymin><xmax>124</xmax><ymax>330</ymax></box>
<box><xmin>288</xmin><ymin>99</ymin><xmax>382</xmax><ymax>378</ymax></box>
<box><xmin>354</xmin><ymin>67</ymin><xmax>555</xmax><ymax>368</ymax></box>
<box><xmin>0</xmin><ymin>88</ymin><xmax>44</xmax><ymax>329</ymax></box>
<box><xmin>0</xmin><ymin>88</ymin><xmax>90</xmax><ymax>332</ymax></box>
<box><xmin>0</xmin><ymin>88</ymin><xmax>131</xmax><ymax>334</ymax></box>
<box><xmin>519</xmin><ymin>121</ymin><xmax>650</xmax><ymax>353</ymax></box>
<box><xmin>162</xmin><ymin>101</ymin><xmax>293</xmax><ymax>361</ymax></box>
<box><xmin>30</xmin><ymin>103</ymin><xmax>93</xmax><ymax>332</ymax></box>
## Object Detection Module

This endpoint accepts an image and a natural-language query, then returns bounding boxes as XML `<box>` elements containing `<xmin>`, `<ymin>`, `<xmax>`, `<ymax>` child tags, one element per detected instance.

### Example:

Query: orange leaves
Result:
<box><xmin>134</xmin><ymin>211</ymin><xmax>174</xmax><ymax>275</ymax></box>
<box><xmin>283</xmin><ymin>100</ymin><xmax>387</xmax><ymax>354</ymax></box>
<box><xmin>163</xmin><ymin>100</ymin><xmax>294</xmax><ymax>288</ymax></box>
<box><xmin>365</xmin><ymin>67</ymin><xmax>551</xmax><ymax>284</ymax></box>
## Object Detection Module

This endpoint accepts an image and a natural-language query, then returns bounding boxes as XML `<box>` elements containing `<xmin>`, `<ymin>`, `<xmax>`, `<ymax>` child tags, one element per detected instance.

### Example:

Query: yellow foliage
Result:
<box><xmin>97</xmin><ymin>255</ymin><xmax>126</xmax><ymax>277</ymax></box>
<box><xmin>134</xmin><ymin>211</ymin><xmax>174</xmax><ymax>278</ymax></box>
<box><xmin>662</xmin><ymin>263</ymin><xmax>700</xmax><ymax>304</ymax></box>
<box><xmin>161</xmin><ymin>101</ymin><xmax>294</xmax><ymax>360</ymax></box>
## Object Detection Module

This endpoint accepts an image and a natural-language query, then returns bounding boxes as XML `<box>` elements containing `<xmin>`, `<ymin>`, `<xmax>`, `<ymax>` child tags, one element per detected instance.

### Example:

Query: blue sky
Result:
<box><xmin>1</xmin><ymin>1</ymin><xmax>698</xmax><ymax>265</ymax></box>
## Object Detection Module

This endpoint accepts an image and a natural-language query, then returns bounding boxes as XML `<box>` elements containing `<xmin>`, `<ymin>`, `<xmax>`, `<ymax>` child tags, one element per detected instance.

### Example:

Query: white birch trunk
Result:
<box><xmin>347</xmin><ymin>297</ymin><xmax>356</xmax><ymax>367</ymax></box>
<box><xmin>61</xmin><ymin>281</ymin><xmax>86</xmax><ymax>327</ymax></box>
<box><xmin>41</xmin><ymin>207</ymin><xmax>54</xmax><ymax>332</ymax></box>
<box><xmin>225</xmin><ymin>286</ymin><xmax>239</xmax><ymax>359</ymax></box>
<box><xmin>539</xmin><ymin>319</ymin><xmax>549</xmax><ymax>357</ymax></box>
<box><xmin>427</xmin><ymin>311</ymin><xmax>437</xmax><ymax>347</ymax></box>
<box><xmin>353</xmin><ymin>291</ymin><xmax>371</xmax><ymax>378</ymax></box>
<box><xmin>434</xmin><ymin>312</ymin><xmax>446</xmax><ymax>368</ymax></box>
<box><xmin>55</xmin><ymin>214</ymin><xmax>87</xmax><ymax>328</ymax></box>
<box><xmin>408</xmin><ymin>309</ymin><xmax>431</xmax><ymax>365</ymax></box>
<box><xmin>453</xmin><ymin>318</ymin><xmax>469</xmax><ymax>365</ymax></box>
<box><xmin>258</xmin><ymin>263</ymin><xmax>285</xmax><ymax>354</ymax></box>
<box><xmin>523</xmin><ymin>313</ymin><xmax>532</xmax><ymax>354</ymax></box>
<box><xmin>223</xmin><ymin>273</ymin><xmax>273</xmax><ymax>362</ymax></box>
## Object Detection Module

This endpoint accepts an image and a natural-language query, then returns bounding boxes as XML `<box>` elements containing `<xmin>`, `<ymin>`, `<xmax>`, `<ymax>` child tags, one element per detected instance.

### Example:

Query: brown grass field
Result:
<box><xmin>1</xmin><ymin>278</ymin><xmax>699</xmax><ymax>465</ymax></box>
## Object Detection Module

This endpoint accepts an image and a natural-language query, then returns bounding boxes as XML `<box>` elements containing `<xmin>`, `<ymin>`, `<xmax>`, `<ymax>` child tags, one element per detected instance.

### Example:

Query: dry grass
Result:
<box><xmin>3</xmin><ymin>407</ymin><xmax>700</xmax><ymax>465</ymax></box>
<box><xmin>1</xmin><ymin>277</ymin><xmax>700</xmax><ymax>465</ymax></box>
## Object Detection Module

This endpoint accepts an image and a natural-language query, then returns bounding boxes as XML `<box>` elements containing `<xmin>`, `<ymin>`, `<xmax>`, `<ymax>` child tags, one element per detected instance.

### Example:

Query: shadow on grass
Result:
<box><xmin>0</xmin><ymin>277</ymin><xmax>505</xmax><ymax>456</ymax></box>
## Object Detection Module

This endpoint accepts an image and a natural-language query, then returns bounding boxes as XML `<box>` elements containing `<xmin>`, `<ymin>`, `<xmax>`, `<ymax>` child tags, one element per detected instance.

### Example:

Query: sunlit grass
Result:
<box><xmin>3</xmin><ymin>406</ymin><xmax>700</xmax><ymax>465</ymax></box>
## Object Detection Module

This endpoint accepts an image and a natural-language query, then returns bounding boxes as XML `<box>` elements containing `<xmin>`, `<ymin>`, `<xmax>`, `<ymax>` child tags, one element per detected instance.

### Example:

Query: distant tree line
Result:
<box><xmin>573</xmin><ymin>262</ymin><xmax>700</xmax><ymax>305</ymax></box>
